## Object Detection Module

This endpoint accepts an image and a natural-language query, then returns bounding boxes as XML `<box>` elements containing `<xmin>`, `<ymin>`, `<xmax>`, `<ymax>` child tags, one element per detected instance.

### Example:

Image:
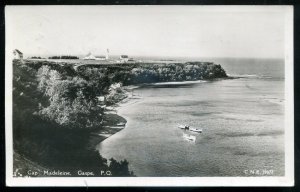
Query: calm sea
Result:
<box><xmin>97</xmin><ymin>58</ymin><xmax>285</xmax><ymax>176</ymax></box>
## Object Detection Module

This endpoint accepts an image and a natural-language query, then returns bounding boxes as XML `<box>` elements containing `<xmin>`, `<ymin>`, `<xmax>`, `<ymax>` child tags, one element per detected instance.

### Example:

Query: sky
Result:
<box><xmin>6</xmin><ymin>6</ymin><xmax>290</xmax><ymax>58</ymax></box>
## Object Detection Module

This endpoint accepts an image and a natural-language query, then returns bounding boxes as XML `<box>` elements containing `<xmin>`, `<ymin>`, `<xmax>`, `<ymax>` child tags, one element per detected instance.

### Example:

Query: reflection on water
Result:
<box><xmin>97</xmin><ymin>59</ymin><xmax>285</xmax><ymax>177</ymax></box>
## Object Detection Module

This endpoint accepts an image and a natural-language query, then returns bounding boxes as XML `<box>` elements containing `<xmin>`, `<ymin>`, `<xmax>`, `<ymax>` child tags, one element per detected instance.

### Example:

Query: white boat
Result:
<box><xmin>183</xmin><ymin>133</ymin><xmax>196</xmax><ymax>142</ymax></box>
<box><xmin>178</xmin><ymin>124</ymin><xmax>202</xmax><ymax>133</ymax></box>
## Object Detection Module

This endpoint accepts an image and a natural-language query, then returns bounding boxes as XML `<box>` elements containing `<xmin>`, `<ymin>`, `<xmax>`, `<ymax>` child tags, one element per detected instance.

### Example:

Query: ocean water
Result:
<box><xmin>97</xmin><ymin>58</ymin><xmax>285</xmax><ymax>177</ymax></box>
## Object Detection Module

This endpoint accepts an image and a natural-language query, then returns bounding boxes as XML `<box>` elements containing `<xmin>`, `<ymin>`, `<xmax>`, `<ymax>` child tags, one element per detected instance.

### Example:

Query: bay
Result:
<box><xmin>97</xmin><ymin>58</ymin><xmax>285</xmax><ymax>176</ymax></box>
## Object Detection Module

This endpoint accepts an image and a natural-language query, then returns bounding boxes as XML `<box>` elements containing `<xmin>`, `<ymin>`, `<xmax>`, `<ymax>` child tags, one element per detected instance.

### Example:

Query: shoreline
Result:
<box><xmin>88</xmin><ymin>85</ymin><xmax>142</xmax><ymax>149</ymax></box>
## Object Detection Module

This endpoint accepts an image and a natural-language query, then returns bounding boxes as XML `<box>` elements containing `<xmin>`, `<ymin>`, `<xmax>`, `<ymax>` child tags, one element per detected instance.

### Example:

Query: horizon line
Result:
<box><xmin>20</xmin><ymin>52</ymin><xmax>285</xmax><ymax>60</ymax></box>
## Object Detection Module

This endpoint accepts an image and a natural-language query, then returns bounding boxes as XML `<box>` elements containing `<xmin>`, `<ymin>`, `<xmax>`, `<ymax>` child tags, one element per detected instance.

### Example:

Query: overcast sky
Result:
<box><xmin>6</xmin><ymin>6</ymin><xmax>289</xmax><ymax>58</ymax></box>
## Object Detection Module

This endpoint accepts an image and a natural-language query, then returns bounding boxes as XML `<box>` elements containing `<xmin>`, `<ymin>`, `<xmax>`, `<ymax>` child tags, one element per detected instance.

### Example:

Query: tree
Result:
<box><xmin>36</xmin><ymin>66</ymin><xmax>103</xmax><ymax>129</ymax></box>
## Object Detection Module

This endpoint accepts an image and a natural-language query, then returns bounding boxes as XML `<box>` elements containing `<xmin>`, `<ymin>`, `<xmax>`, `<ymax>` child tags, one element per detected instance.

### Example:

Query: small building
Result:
<box><xmin>13</xmin><ymin>49</ymin><xmax>23</xmax><ymax>60</ymax></box>
<box><xmin>83</xmin><ymin>52</ymin><xmax>96</xmax><ymax>60</ymax></box>
<box><xmin>119</xmin><ymin>55</ymin><xmax>129</xmax><ymax>63</ymax></box>
<box><xmin>85</xmin><ymin>49</ymin><xmax>110</xmax><ymax>61</ymax></box>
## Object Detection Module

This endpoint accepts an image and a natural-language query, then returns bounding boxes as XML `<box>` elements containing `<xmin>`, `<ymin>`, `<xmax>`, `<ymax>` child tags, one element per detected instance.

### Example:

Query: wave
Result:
<box><xmin>218</xmin><ymin>113</ymin><xmax>262</xmax><ymax>122</ymax></box>
<box><xmin>258</xmin><ymin>76</ymin><xmax>273</xmax><ymax>79</ymax></box>
<box><xmin>152</xmin><ymin>80</ymin><xmax>207</xmax><ymax>85</ymax></box>
<box><xmin>228</xmin><ymin>74</ymin><xmax>259</xmax><ymax>78</ymax></box>
<box><xmin>260</xmin><ymin>97</ymin><xmax>284</xmax><ymax>105</ymax></box>
<box><xmin>228</xmin><ymin>74</ymin><xmax>282</xmax><ymax>80</ymax></box>
<box><xmin>216</xmin><ymin>130</ymin><xmax>284</xmax><ymax>138</ymax></box>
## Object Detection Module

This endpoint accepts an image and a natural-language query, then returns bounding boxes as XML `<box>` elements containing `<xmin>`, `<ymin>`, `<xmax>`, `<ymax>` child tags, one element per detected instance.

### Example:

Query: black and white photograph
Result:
<box><xmin>5</xmin><ymin>5</ymin><xmax>294</xmax><ymax>186</ymax></box>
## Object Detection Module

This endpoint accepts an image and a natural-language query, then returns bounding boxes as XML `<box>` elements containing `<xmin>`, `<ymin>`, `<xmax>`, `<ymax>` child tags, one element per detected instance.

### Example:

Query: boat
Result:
<box><xmin>183</xmin><ymin>133</ymin><xmax>196</xmax><ymax>142</ymax></box>
<box><xmin>189</xmin><ymin>127</ymin><xmax>202</xmax><ymax>133</ymax></box>
<box><xmin>178</xmin><ymin>124</ymin><xmax>202</xmax><ymax>133</ymax></box>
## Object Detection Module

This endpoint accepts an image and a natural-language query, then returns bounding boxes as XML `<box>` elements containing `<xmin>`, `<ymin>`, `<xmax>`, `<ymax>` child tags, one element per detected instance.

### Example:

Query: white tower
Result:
<box><xmin>106</xmin><ymin>49</ymin><xmax>109</xmax><ymax>60</ymax></box>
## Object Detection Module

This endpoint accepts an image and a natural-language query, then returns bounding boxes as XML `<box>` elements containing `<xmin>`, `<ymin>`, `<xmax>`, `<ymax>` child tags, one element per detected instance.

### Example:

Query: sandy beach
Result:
<box><xmin>88</xmin><ymin>85</ymin><xmax>143</xmax><ymax>149</ymax></box>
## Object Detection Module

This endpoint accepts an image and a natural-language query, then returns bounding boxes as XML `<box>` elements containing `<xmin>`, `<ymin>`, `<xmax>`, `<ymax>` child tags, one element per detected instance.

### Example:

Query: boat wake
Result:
<box><xmin>182</xmin><ymin>133</ymin><xmax>196</xmax><ymax>143</ymax></box>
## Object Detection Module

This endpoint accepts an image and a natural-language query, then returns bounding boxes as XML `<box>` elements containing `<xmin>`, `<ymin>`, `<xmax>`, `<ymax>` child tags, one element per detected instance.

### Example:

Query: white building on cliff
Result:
<box><xmin>83</xmin><ymin>52</ymin><xmax>96</xmax><ymax>60</ymax></box>
<box><xmin>119</xmin><ymin>55</ymin><xmax>129</xmax><ymax>63</ymax></box>
<box><xmin>13</xmin><ymin>49</ymin><xmax>23</xmax><ymax>60</ymax></box>
<box><xmin>84</xmin><ymin>49</ymin><xmax>110</xmax><ymax>61</ymax></box>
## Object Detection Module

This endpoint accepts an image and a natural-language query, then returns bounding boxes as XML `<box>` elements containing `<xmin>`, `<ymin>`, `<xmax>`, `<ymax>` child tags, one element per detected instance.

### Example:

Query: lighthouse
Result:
<box><xmin>106</xmin><ymin>49</ymin><xmax>109</xmax><ymax>60</ymax></box>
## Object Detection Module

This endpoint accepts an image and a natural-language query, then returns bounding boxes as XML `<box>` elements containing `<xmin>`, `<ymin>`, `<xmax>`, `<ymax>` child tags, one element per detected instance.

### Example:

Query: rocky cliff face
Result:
<box><xmin>76</xmin><ymin>61</ymin><xmax>228</xmax><ymax>85</ymax></box>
